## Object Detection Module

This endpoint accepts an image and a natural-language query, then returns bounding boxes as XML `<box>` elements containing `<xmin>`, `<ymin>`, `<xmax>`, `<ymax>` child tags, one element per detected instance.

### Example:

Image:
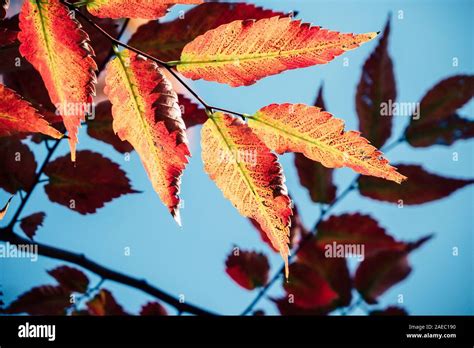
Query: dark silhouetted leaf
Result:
<box><xmin>178</xmin><ymin>94</ymin><xmax>207</xmax><ymax>129</ymax></box>
<box><xmin>140</xmin><ymin>301</ymin><xmax>167</xmax><ymax>316</ymax></box>
<box><xmin>356</xmin><ymin>16</ymin><xmax>396</xmax><ymax>148</ymax></box>
<box><xmin>48</xmin><ymin>266</ymin><xmax>90</xmax><ymax>293</ymax></box>
<box><xmin>1</xmin><ymin>0</ymin><xmax>9</xmax><ymax>19</ymax></box>
<box><xmin>225</xmin><ymin>248</ymin><xmax>270</xmax><ymax>290</ymax></box>
<box><xmin>370</xmin><ymin>306</ymin><xmax>408</xmax><ymax>315</ymax></box>
<box><xmin>405</xmin><ymin>75</ymin><xmax>474</xmax><ymax>147</ymax></box>
<box><xmin>128</xmin><ymin>2</ymin><xmax>286</xmax><ymax>62</ymax></box>
<box><xmin>358</xmin><ymin>164</ymin><xmax>474</xmax><ymax>205</ymax></box>
<box><xmin>20</xmin><ymin>212</ymin><xmax>45</xmax><ymax>239</ymax></box>
<box><xmin>86</xmin><ymin>289</ymin><xmax>127</xmax><ymax>316</ymax></box>
<box><xmin>6</xmin><ymin>285</ymin><xmax>70</xmax><ymax>315</ymax></box>
<box><xmin>44</xmin><ymin>150</ymin><xmax>137</xmax><ymax>214</ymax></box>
<box><xmin>86</xmin><ymin>101</ymin><xmax>134</xmax><ymax>154</ymax></box>
<box><xmin>0</xmin><ymin>137</ymin><xmax>37</xmax><ymax>194</ymax></box>
<box><xmin>355</xmin><ymin>235</ymin><xmax>432</xmax><ymax>303</ymax></box>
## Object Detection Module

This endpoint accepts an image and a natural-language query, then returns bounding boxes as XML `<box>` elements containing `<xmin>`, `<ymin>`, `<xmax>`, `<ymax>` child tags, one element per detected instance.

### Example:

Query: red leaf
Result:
<box><xmin>20</xmin><ymin>212</ymin><xmax>45</xmax><ymax>239</ymax></box>
<box><xmin>297</xmin><ymin>240</ymin><xmax>352</xmax><ymax>307</ymax></box>
<box><xmin>6</xmin><ymin>285</ymin><xmax>70</xmax><ymax>315</ymax></box>
<box><xmin>354</xmin><ymin>235</ymin><xmax>432</xmax><ymax>303</ymax></box>
<box><xmin>47</xmin><ymin>265</ymin><xmax>90</xmax><ymax>293</ymax></box>
<box><xmin>282</xmin><ymin>263</ymin><xmax>339</xmax><ymax>310</ymax></box>
<box><xmin>0</xmin><ymin>137</ymin><xmax>37</xmax><ymax>194</ymax></box>
<box><xmin>140</xmin><ymin>301</ymin><xmax>167</xmax><ymax>316</ymax></box>
<box><xmin>315</xmin><ymin>213</ymin><xmax>407</xmax><ymax>256</ymax></box>
<box><xmin>86</xmin><ymin>289</ymin><xmax>127</xmax><ymax>316</ymax></box>
<box><xmin>358</xmin><ymin>164</ymin><xmax>474</xmax><ymax>205</ymax></box>
<box><xmin>1</xmin><ymin>0</ymin><xmax>8</xmax><ymax>19</ymax></box>
<box><xmin>405</xmin><ymin>75</ymin><xmax>474</xmax><ymax>147</ymax></box>
<box><xmin>370</xmin><ymin>306</ymin><xmax>408</xmax><ymax>316</ymax></box>
<box><xmin>249</xmin><ymin>203</ymin><xmax>307</xmax><ymax>252</ymax></box>
<box><xmin>128</xmin><ymin>2</ymin><xmax>286</xmax><ymax>62</ymax></box>
<box><xmin>294</xmin><ymin>84</ymin><xmax>337</xmax><ymax>204</ymax></box>
<box><xmin>86</xmin><ymin>101</ymin><xmax>134</xmax><ymax>154</ymax></box>
<box><xmin>356</xmin><ymin>16</ymin><xmax>396</xmax><ymax>148</ymax></box>
<box><xmin>44</xmin><ymin>150</ymin><xmax>137</xmax><ymax>214</ymax></box>
<box><xmin>178</xmin><ymin>94</ymin><xmax>207</xmax><ymax>129</ymax></box>
<box><xmin>225</xmin><ymin>249</ymin><xmax>270</xmax><ymax>290</ymax></box>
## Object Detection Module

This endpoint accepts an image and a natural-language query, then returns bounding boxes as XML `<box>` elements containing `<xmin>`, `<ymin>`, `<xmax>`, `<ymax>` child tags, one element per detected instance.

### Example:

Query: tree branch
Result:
<box><xmin>0</xmin><ymin>227</ymin><xmax>216</xmax><ymax>316</ymax></box>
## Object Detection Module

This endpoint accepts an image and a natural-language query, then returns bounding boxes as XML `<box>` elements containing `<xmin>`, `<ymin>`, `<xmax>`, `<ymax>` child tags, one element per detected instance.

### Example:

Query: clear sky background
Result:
<box><xmin>1</xmin><ymin>0</ymin><xmax>473</xmax><ymax>315</ymax></box>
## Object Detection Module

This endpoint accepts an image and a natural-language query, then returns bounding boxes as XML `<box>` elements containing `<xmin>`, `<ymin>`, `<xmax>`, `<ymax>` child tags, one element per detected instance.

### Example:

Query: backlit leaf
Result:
<box><xmin>86</xmin><ymin>101</ymin><xmax>134</xmax><ymax>154</ymax></box>
<box><xmin>140</xmin><ymin>301</ymin><xmax>167</xmax><ymax>316</ymax></box>
<box><xmin>128</xmin><ymin>2</ymin><xmax>286</xmax><ymax>62</ymax></box>
<box><xmin>20</xmin><ymin>212</ymin><xmax>45</xmax><ymax>239</ymax></box>
<box><xmin>0</xmin><ymin>137</ymin><xmax>37</xmax><ymax>194</ymax></box>
<box><xmin>356</xmin><ymin>17</ymin><xmax>396</xmax><ymax>148</ymax></box>
<box><xmin>0</xmin><ymin>84</ymin><xmax>63</xmax><ymax>139</ymax></box>
<box><xmin>105</xmin><ymin>49</ymin><xmax>190</xmax><ymax>224</ymax></box>
<box><xmin>85</xmin><ymin>0</ymin><xmax>203</xmax><ymax>19</ymax></box>
<box><xmin>178</xmin><ymin>17</ymin><xmax>377</xmax><ymax>87</ymax></box>
<box><xmin>405</xmin><ymin>75</ymin><xmax>474</xmax><ymax>147</ymax></box>
<box><xmin>0</xmin><ymin>195</ymin><xmax>13</xmax><ymax>221</ymax></box>
<box><xmin>358</xmin><ymin>164</ymin><xmax>474</xmax><ymax>205</ymax></box>
<box><xmin>86</xmin><ymin>289</ymin><xmax>127</xmax><ymax>315</ymax></box>
<box><xmin>249</xmin><ymin>103</ymin><xmax>406</xmax><ymax>183</ymax></box>
<box><xmin>44</xmin><ymin>150</ymin><xmax>137</xmax><ymax>214</ymax></box>
<box><xmin>48</xmin><ymin>265</ymin><xmax>89</xmax><ymax>293</ymax></box>
<box><xmin>225</xmin><ymin>248</ymin><xmax>270</xmax><ymax>290</ymax></box>
<box><xmin>19</xmin><ymin>0</ymin><xmax>97</xmax><ymax>161</ymax></box>
<box><xmin>201</xmin><ymin>113</ymin><xmax>292</xmax><ymax>276</ymax></box>
<box><xmin>355</xmin><ymin>235</ymin><xmax>432</xmax><ymax>303</ymax></box>
<box><xmin>6</xmin><ymin>285</ymin><xmax>70</xmax><ymax>315</ymax></box>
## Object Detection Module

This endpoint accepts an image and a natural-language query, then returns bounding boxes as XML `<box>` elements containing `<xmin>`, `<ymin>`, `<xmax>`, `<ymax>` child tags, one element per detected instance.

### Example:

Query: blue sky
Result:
<box><xmin>1</xmin><ymin>0</ymin><xmax>473</xmax><ymax>315</ymax></box>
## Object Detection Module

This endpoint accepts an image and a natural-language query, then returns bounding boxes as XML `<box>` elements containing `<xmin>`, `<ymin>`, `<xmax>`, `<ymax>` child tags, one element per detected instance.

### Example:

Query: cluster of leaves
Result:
<box><xmin>0</xmin><ymin>1</ymin><xmax>473</xmax><ymax>316</ymax></box>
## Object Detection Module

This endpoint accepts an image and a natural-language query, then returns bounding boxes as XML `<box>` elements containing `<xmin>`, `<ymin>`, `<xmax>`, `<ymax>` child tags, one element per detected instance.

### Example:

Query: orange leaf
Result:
<box><xmin>249</xmin><ymin>103</ymin><xmax>406</xmax><ymax>183</ymax></box>
<box><xmin>86</xmin><ymin>0</ymin><xmax>203</xmax><ymax>19</ymax></box>
<box><xmin>0</xmin><ymin>84</ymin><xmax>63</xmax><ymax>139</ymax></box>
<box><xmin>178</xmin><ymin>16</ymin><xmax>378</xmax><ymax>86</ymax></box>
<box><xmin>0</xmin><ymin>195</ymin><xmax>13</xmax><ymax>221</ymax></box>
<box><xmin>201</xmin><ymin>113</ymin><xmax>292</xmax><ymax>276</ymax></box>
<box><xmin>105</xmin><ymin>49</ymin><xmax>190</xmax><ymax>224</ymax></box>
<box><xmin>128</xmin><ymin>2</ymin><xmax>286</xmax><ymax>62</ymax></box>
<box><xmin>18</xmin><ymin>0</ymin><xmax>97</xmax><ymax>161</ymax></box>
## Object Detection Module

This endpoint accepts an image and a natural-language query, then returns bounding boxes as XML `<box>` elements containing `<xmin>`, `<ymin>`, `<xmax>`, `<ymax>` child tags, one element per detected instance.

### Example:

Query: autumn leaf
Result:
<box><xmin>358</xmin><ymin>164</ymin><xmax>474</xmax><ymax>205</ymax></box>
<box><xmin>0</xmin><ymin>195</ymin><xmax>13</xmax><ymax>221</ymax></box>
<box><xmin>0</xmin><ymin>15</ymin><xmax>29</xmax><ymax>74</ymax></box>
<box><xmin>249</xmin><ymin>103</ymin><xmax>406</xmax><ymax>183</ymax></box>
<box><xmin>86</xmin><ymin>101</ymin><xmax>134</xmax><ymax>154</ymax></box>
<box><xmin>20</xmin><ymin>212</ymin><xmax>45</xmax><ymax>239</ymax></box>
<box><xmin>128</xmin><ymin>2</ymin><xmax>286</xmax><ymax>62</ymax></box>
<box><xmin>1</xmin><ymin>0</ymin><xmax>8</xmax><ymax>19</ymax></box>
<box><xmin>249</xmin><ymin>202</ymin><xmax>307</xmax><ymax>252</ymax></box>
<box><xmin>0</xmin><ymin>27</ymin><xmax>17</xmax><ymax>47</ymax></box>
<box><xmin>282</xmin><ymin>263</ymin><xmax>339</xmax><ymax>310</ymax></box>
<box><xmin>105</xmin><ymin>49</ymin><xmax>190</xmax><ymax>224</ymax></box>
<box><xmin>0</xmin><ymin>137</ymin><xmax>37</xmax><ymax>194</ymax></box>
<box><xmin>19</xmin><ymin>0</ymin><xmax>97</xmax><ymax>161</ymax></box>
<box><xmin>356</xmin><ymin>16</ymin><xmax>396</xmax><ymax>148</ymax></box>
<box><xmin>355</xmin><ymin>235</ymin><xmax>432</xmax><ymax>303</ymax></box>
<box><xmin>6</xmin><ymin>285</ymin><xmax>70</xmax><ymax>315</ymax></box>
<box><xmin>225</xmin><ymin>248</ymin><xmax>270</xmax><ymax>290</ymax></box>
<box><xmin>85</xmin><ymin>0</ymin><xmax>203</xmax><ymax>19</ymax></box>
<box><xmin>43</xmin><ymin>150</ymin><xmax>137</xmax><ymax>214</ymax></box>
<box><xmin>48</xmin><ymin>266</ymin><xmax>90</xmax><ymax>293</ymax></box>
<box><xmin>297</xmin><ymin>242</ymin><xmax>352</xmax><ymax>307</ymax></box>
<box><xmin>405</xmin><ymin>75</ymin><xmax>474</xmax><ymax>147</ymax></box>
<box><xmin>314</xmin><ymin>213</ymin><xmax>407</xmax><ymax>256</ymax></box>
<box><xmin>201</xmin><ymin>113</ymin><xmax>292</xmax><ymax>276</ymax></box>
<box><xmin>86</xmin><ymin>289</ymin><xmax>127</xmax><ymax>315</ymax></box>
<box><xmin>177</xmin><ymin>16</ymin><xmax>377</xmax><ymax>87</ymax></box>
<box><xmin>140</xmin><ymin>302</ymin><xmax>167</xmax><ymax>316</ymax></box>
<box><xmin>0</xmin><ymin>84</ymin><xmax>63</xmax><ymax>139</ymax></box>
<box><xmin>178</xmin><ymin>94</ymin><xmax>207</xmax><ymax>129</ymax></box>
